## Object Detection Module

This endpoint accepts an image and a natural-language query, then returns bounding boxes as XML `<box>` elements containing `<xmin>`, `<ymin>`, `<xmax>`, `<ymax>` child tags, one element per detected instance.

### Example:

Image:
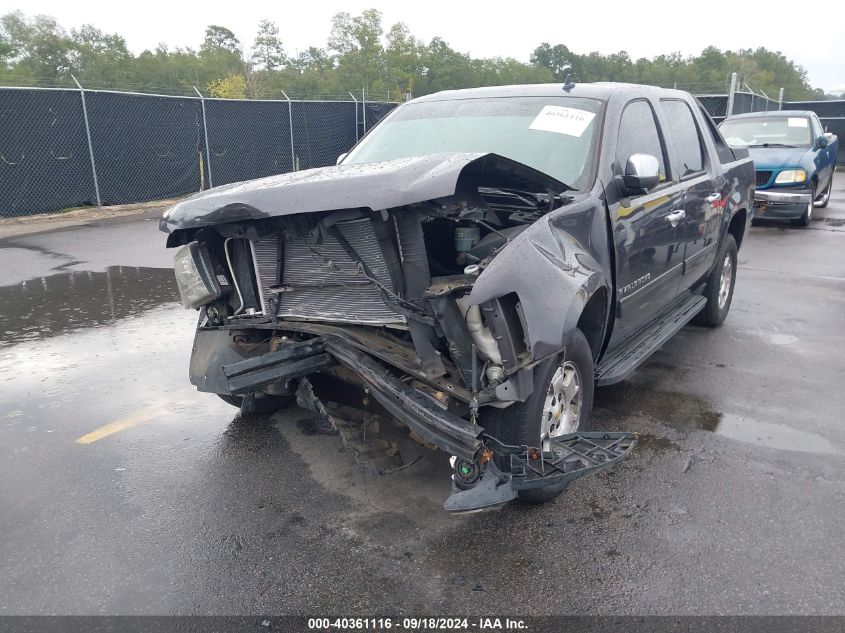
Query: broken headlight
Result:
<box><xmin>173</xmin><ymin>241</ymin><xmax>229</xmax><ymax>309</ymax></box>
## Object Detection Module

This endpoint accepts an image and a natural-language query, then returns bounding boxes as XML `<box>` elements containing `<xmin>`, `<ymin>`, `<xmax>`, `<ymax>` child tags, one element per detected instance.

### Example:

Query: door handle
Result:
<box><xmin>665</xmin><ymin>210</ymin><xmax>686</xmax><ymax>227</ymax></box>
<box><xmin>706</xmin><ymin>192</ymin><xmax>722</xmax><ymax>204</ymax></box>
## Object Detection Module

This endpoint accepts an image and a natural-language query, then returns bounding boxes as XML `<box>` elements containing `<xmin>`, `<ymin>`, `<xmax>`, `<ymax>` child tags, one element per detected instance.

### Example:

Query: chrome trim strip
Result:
<box><xmin>619</xmin><ymin>261</ymin><xmax>684</xmax><ymax>303</ymax></box>
<box><xmin>684</xmin><ymin>241</ymin><xmax>717</xmax><ymax>265</ymax></box>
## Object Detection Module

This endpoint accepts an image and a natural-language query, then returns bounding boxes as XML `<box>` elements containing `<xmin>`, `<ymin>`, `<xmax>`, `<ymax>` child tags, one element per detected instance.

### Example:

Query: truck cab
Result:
<box><xmin>161</xmin><ymin>82</ymin><xmax>755</xmax><ymax>512</ymax></box>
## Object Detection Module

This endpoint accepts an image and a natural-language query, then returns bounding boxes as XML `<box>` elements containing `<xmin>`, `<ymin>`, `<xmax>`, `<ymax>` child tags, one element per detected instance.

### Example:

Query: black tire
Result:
<box><xmin>693</xmin><ymin>234</ymin><xmax>737</xmax><ymax>327</ymax></box>
<box><xmin>482</xmin><ymin>329</ymin><xmax>594</xmax><ymax>504</ymax></box>
<box><xmin>217</xmin><ymin>393</ymin><xmax>296</xmax><ymax>414</ymax></box>
<box><xmin>794</xmin><ymin>183</ymin><xmax>816</xmax><ymax>227</ymax></box>
<box><xmin>815</xmin><ymin>176</ymin><xmax>833</xmax><ymax>209</ymax></box>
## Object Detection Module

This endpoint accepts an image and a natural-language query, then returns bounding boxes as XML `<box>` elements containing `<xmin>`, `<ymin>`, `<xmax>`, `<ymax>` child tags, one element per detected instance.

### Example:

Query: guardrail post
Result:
<box><xmin>281</xmin><ymin>91</ymin><xmax>296</xmax><ymax>172</ymax></box>
<box><xmin>726</xmin><ymin>72</ymin><xmax>737</xmax><ymax>117</ymax></box>
<box><xmin>71</xmin><ymin>75</ymin><xmax>102</xmax><ymax>211</ymax></box>
<box><xmin>193</xmin><ymin>86</ymin><xmax>213</xmax><ymax>188</ymax></box>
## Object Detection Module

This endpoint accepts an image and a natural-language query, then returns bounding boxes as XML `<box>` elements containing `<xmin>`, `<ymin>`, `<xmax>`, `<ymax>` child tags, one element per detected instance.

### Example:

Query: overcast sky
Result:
<box><xmin>13</xmin><ymin>0</ymin><xmax>845</xmax><ymax>93</ymax></box>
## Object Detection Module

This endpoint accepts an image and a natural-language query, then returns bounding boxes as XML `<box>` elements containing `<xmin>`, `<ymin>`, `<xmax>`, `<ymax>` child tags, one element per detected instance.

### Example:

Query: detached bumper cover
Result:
<box><xmin>444</xmin><ymin>432</ymin><xmax>637</xmax><ymax>513</ymax></box>
<box><xmin>755</xmin><ymin>188</ymin><xmax>812</xmax><ymax>206</ymax></box>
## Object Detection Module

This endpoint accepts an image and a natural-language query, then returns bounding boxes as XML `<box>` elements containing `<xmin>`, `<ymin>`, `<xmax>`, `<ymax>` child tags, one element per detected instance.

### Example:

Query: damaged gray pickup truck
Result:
<box><xmin>161</xmin><ymin>83</ymin><xmax>753</xmax><ymax>512</ymax></box>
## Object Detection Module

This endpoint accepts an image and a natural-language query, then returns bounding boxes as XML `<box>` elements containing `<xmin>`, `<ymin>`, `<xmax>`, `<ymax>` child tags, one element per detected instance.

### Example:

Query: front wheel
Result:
<box><xmin>814</xmin><ymin>176</ymin><xmax>833</xmax><ymax>209</ymax></box>
<box><xmin>693</xmin><ymin>234</ymin><xmax>737</xmax><ymax>327</ymax></box>
<box><xmin>482</xmin><ymin>329</ymin><xmax>595</xmax><ymax>504</ymax></box>
<box><xmin>794</xmin><ymin>183</ymin><xmax>816</xmax><ymax>227</ymax></box>
<box><xmin>218</xmin><ymin>393</ymin><xmax>296</xmax><ymax>414</ymax></box>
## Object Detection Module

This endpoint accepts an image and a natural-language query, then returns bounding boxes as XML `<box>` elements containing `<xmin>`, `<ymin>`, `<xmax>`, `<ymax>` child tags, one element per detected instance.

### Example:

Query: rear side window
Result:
<box><xmin>661</xmin><ymin>99</ymin><xmax>706</xmax><ymax>177</ymax></box>
<box><xmin>698</xmin><ymin>104</ymin><xmax>735</xmax><ymax>164</ymax></box>
<box><xmin>616</xmin><ymin>100</ymin><xmax>668</xmax><ymax>184</ymax></box>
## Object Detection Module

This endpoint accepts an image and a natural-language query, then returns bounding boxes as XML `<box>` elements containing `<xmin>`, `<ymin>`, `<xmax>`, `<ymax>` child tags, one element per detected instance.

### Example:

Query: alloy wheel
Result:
<box><xmin>541</xmin><ymin>361</ymin><xmax>582</xmax><ymax>449</ymax></box>
<box><xmin>718</xmin><ymin>253</ymin><xmax>733</xmax><ymax>310</ymax></box>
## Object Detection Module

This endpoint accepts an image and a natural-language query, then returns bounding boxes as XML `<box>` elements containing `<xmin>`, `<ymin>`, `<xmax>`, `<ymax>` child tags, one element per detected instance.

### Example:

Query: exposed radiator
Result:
<box><xmin>251</xmin><ymin>217</ymin><xmax>404</xmax><ymax>325</ymax></box>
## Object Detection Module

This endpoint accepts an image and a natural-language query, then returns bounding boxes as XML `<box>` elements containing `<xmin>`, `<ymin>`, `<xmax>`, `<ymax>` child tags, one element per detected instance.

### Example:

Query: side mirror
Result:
<box><xmin>618</xmin><ymin>153</ymin><xmax>660</xmax><ymax>195</ymax></box>
<box><xmin>817</xmin><ymin>135</ymin><xmax>829</xmax><ymax>149</ymax></box>
<box><xmin>336</xmin><ymin>152</ymin><xmax>348</xmax><ymax>165</ymax></box>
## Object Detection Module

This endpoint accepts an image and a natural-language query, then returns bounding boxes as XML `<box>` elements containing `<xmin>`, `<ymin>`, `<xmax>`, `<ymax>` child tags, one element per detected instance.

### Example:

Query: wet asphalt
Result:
<box><xmin>1</xmin><ymin>175</ymin><xmax>844</xmax><ymax>616</ymax></box>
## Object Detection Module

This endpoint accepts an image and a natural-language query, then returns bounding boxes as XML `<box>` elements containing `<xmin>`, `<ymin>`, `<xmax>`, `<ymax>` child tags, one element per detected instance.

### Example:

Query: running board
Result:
<box><xmin>595</xmin><ymin>294</ymin><xmax>706</xmax><ymax>386</ymax></box>
<box><xmin>444</xmin><ymin>431</ymin><xmax>636</xmax><ymax>513</ymax></box>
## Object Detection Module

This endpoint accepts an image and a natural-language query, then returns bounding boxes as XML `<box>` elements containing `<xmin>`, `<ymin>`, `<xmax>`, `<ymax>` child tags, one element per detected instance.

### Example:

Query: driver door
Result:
<box><xmin>608</xmin><ymin>99</ymin><xmax>685</xmax><ymax>347</ymax></box>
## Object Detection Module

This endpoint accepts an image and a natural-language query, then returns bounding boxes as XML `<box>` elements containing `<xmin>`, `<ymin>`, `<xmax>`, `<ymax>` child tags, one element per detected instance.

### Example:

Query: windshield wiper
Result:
<box><xmin>748</xmin><ymin>143</ymin><xmax>798</xmax><ymax>148</ymax></box>
<box><xmin>478</xmin><ymin>186</ymin><xmax>574</xmax><ymax>209</ymax></box>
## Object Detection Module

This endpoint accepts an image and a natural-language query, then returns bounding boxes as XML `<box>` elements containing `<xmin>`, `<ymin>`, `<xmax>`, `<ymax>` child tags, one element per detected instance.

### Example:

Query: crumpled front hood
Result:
<box><xmin>749</xmin><ymin>146</ymin><xmax>810</xmax><ymax>171</ymax></box>
<box><xmin>160</xmin><ymin>152</ymin><xmax>566</xmax><ymax>234</ymax></box>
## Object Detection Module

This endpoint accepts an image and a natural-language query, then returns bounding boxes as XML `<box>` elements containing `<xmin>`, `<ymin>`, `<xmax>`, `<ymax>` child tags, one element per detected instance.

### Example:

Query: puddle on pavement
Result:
<box><xmin>596</xmin><ymin>382</ymin><xmax>839</xmax><ymax>455</ymax></box>
<box><xmin>0</xmin><ymin>266</ymin><xmax>178</xmax><ymax>346</ymax></box>
<box><xmin>636</xmin><ymin>433</ymin><xmax>680</xmax><ymax>452</ymax></box>
<box><xmin>596</xmin><ymin>382</ymin><xmax>721</xmax><ymax>431</ymax></box>
<box><xmin>715</xmin><ymin>414</ymin><xmax>839</xmax><ymax>455</ymax></box>
<box><xmin>0</xmin><ymin>263</ymin><xmax>232</xmax><ymax>443</ymax></box>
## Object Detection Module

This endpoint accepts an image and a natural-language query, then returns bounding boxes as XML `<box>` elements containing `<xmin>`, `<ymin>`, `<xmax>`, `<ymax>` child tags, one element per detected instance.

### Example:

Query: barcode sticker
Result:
<box><xmin>529</xmin><ymin>106</ymin><xmax>596</xmax><ymax>137</ymax></box>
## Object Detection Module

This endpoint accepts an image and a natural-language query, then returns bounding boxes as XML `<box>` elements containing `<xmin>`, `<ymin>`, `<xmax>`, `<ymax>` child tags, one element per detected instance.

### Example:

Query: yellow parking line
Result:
<box><xmin>75</xmin><ymin>407</ymin><xmax>161</xmax><ymax>444</ymax></box>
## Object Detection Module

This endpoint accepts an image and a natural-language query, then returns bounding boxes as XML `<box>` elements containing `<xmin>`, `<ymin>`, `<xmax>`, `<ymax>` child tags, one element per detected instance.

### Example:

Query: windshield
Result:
<box><xmin>719</xmin><ymin>116</ymin><xmax>812</xmax><ymax>148</ymax></box>
<box><xmin>344</xmin><ymin>96</ymin><xmax>604</xmax><ymax>191</ymax></box>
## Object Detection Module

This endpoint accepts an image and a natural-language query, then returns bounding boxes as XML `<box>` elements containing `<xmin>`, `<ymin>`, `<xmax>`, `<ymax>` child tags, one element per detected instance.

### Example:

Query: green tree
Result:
<box><xmin>201</xmin><ymin>25</ymin><xmax>240</xmax><ymax>56</ymax></box>
<box><xmin>0</xmin><ymin>10</ymin><xmax>827</xmax><ymax>102</ymax></box>
<box><xmin>69</xmin><ymin>24</ymin><xmax>131</xmax><ymax>86</ymax></box>
<box><xmin>208</xmin><ymin>73</ymin><xmax>247</xmax><ymax>98</ymax></box>
<box><xmin>1</xmin><ymin>11</ymin><xmax>71</xmax><ymax>83</ymax></box>
<box><xmin>384</xmin><ymin>22</ymin><xmax>421</xmax><ymax>100</ymax></box>
<box><xmin>252</xmin><ymin>19</ymin><xmax>285</xmax><ymax>70</ymax></box>
<box><xmin>328</xmin><ymin>9</ymin><xmax>385</xmax><ymax>93</ymax></box>
<box><xmin>530</xmin><ymin>43</ymin><xmax>575</xmax><ymax>81</ymax></box>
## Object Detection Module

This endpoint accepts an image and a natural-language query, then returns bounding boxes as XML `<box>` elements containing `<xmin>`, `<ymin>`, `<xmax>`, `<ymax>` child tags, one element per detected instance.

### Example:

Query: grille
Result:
<box><xmin>251</xmin><ymin>217</ymin><xmax>403</xmax><ymax>325</ymax></box>
<box><xmin>756</xmin><ymin>171</ymin><xmax>772</xmax><ymax>186</ymax></box>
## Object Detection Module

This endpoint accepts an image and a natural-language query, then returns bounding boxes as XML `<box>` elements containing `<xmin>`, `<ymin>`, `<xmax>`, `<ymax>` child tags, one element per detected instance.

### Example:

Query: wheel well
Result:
<box><xmin>728</xmin><ymin>209</ymin><xmax>747</xmax><ymax>250</ymax></box>
<box><xmin>576</xmin><ymin>288</ymin><xmax>608</xmax><ymax>361</ymax></box>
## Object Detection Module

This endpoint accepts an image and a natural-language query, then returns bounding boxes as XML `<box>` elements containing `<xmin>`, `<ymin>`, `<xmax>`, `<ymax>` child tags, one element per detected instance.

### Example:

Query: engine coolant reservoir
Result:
<box><xmin>454</xmin><ymin>226</ymin><xmax>480</xmax><ymax>252</ymax></box>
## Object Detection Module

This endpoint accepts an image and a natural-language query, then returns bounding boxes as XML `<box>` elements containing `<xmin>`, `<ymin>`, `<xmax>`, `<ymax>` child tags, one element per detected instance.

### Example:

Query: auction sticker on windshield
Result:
<box><xmin>788</xmin><ymin>117</ymin><xmax>808</xmax><ymax>127</ymax></box>
<box><xmin>529</xmin><ymin>105</ymin><xmax>596</xmax><ymax>137</ymax></box>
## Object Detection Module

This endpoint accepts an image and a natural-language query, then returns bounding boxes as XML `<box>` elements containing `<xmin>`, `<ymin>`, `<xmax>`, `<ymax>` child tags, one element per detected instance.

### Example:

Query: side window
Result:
<box><xmin>616</xmin><ymin>100</ymin><xmax>669</xmax><ymax>186</ymax></box>
<box><xmin>660</xmin><ymin>99</ymin><xmax>706</xmax><ymax>178</ymax></box>
<box><xmin>698</xmin><ymin>104</ymin><xmax>735</xmax><ymax>164</ymax></box>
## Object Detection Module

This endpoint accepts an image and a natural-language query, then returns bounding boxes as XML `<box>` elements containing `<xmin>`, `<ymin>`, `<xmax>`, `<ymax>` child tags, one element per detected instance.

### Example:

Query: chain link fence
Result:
<box><xmin>696</xmin><ymin>95</ymin><xmax>728</xmax><ymax>121</ymax></box>
<box><xmin>2</xmin><ymin>81</ymin><xmax>842</xmax><ymax>219</ymax></box>
<box><xmin>0</xmin><ymin>85</ymin><xmax>396</xmax><ymax>217</ymax></box>
<box><xmin>696</xmin><ymin>91</ymin><xmax>780</xmax><ymax>123</ymax></box>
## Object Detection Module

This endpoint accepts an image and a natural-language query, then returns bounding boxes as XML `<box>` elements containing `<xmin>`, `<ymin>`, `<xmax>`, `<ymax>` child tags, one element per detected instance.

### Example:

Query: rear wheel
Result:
<box><xmin>482</xmin><ymin>329</ymin><xmax>594</xmax><ymax>504</ymax></box>
<box><xmin>693</xmin><ymin>234</ymin><xmax>737</xmax><ymax>327</ymax></box>
<box><xmin>218</xmin><ymin>393</ymin><xmax>296</xmax><ymax>414</ymax></box>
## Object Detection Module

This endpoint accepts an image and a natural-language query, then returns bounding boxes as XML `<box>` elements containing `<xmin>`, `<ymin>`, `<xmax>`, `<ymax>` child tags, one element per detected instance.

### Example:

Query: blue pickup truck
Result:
<box><xmin>719</xmin><ymin>110</ymin><xmax>838</xmax><ymax>226</ymax></box>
